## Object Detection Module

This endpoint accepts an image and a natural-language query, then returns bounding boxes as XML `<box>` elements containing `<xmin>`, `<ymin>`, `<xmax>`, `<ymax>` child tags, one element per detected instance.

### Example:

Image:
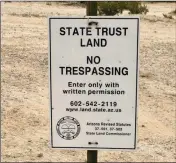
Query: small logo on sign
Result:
<box><xmin>56</xmin><ymin>116</ymin><xmax>80</xmax><ymax>140</ymax></box>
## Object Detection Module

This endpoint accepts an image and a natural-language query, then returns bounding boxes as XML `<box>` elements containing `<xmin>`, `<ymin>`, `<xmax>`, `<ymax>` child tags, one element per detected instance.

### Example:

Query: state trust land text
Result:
<box><xmin>59</xmin><ymin>26</ymin><xmax>128</xmax><ymax>47</ymax></box>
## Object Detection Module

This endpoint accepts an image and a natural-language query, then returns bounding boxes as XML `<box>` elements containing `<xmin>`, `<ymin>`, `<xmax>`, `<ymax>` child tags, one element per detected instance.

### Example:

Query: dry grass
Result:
<box><xmin>10</xmin><ymin>12</ymin><xmax>45</xmax><ymax>18</ymax></box>
<box><xmin>9</xmin><ymin>12</ymin><xmax>60</xmax><ymax>18</ymax></box>
<box><xmin>45</xmin><ymin>2</ymin><xmax>86</xmax><ymax>7</ymax></box>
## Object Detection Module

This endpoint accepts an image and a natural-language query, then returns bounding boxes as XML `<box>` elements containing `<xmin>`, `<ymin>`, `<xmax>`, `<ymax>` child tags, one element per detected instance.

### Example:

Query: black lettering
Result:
<box><xmin>92</xmin><ymin>67</ymin><xmax>98</xmax><ymax>75</ymax></box>
<box><xmin>85</xmin><ymin>67</ymin><xmax>91</xmax><ymax>75</ymax></box>
<box><xmin>66</xmin><ymin>27</ymin><xmax>72</xmax><ymax>35</ymax></box>
<box><xmin>94</xmin><ymin>39</ymin><xmax>99</xmax><ymax>47</ymax></box>
<box><xmin>68</xmin><ymin>82</ymin><xmax>72</xmax><ymax>87</ymax></box>
<box><xmin>109</xmin><ymin>27</ymin><xmax>115</xmax><ymax>36</ymax></box>
<box><xmin>105</xmin><ymin>67</ymin><xmax>111</xmax><ymax>75</ymax></box>
<box><xmin>101</xmin><ymin>39</ymin><xmax>107</xmax><ymax>47</ymax></box>
<box><xmin>99</xmin><ymin>67</ymin><xmax>104</xmax><ymax>75</ymax></box>
<box><xmin>80</xmin><ymin>27</ymin><xmax>85</xmax><ymax>35</ymax></box>
<box><xmin>80</xmin><ymin>38</ymin><xmax>85</xmax><ymax>47</ymax></box>
<box><xmin>72</xmin><ymin>67</ymin><xmax>78</xmax><ymax>75</ymax></box>
<box><xmin>116</xmin><ymin>28</ymin><xmax>122</xmax><ymax>36</ymax></box>
<box><xmin>123</xmin><ymin>27</ymin><xmax>128</xmax><ymax>36</ymax></box>
<box><xmin>122</xmin><ymin>67</ymin><xmax>128</xmax><ymax>75</ymax></box>
<box><xmin>66</xmin><ymin>67</ymin><xmax>72</xmax><ymax>75</ymax></box>
<box><xmin>115</xmin><ymin>67</ymin><xmax>121</xmax><ymax>75</ymax></box>
<box><xmin>102</xmin><ymin>27</ymin><xmax>108</xmax><ymax>36</ymax></box>
<box><xmin>60</xmin><ymin>27</ymin><xmax>65</xmax><ymax>36</ymax></box>
<box><xmin>73</xmin><ymin>28</ymin><xmax>79</xmax><ymax>35</ymax></box>
<box><xmin>96</xmin><ymin>27</ymin><xmax>101</xmax><ymax>36</ymax></box>
<box><xmin>87</xmin><ymin>38</ymin><xmax>93</xmax><ymax>47</ymax></box>
<box><xmin>79</xmin><ymin>67</ymin><xmax>85</xmax><ymax>75</ymax></box>
<box><xmin>87</xmin><ymin>56</ymin><xmax>93</xmax><ymax>64</ymax></box>
<box><xmin>87</xmin><ymin>27</ymin><xmax>92</xmax><ymax>36</ymax></box>
<box><xmin>59</xmin><ymin>66</ymin><xmax>65</xmax><ymax>74</ymax></box>
<box><xmin>94</xmin><ymin>56</ymin><xmax>101</xmax><ymax>64</ymax></box>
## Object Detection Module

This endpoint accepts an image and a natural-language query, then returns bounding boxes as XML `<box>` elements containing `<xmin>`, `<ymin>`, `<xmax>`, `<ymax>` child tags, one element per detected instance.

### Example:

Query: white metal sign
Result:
<box><xmin>49</xmin><ymin>17</ymin><xmax>139</xmax><ymax>150</ymax></box>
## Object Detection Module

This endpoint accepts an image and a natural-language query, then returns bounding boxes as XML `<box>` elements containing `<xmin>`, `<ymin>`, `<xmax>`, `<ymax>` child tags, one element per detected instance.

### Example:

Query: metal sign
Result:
<box><xmin>49</xmin><ymin>17</ymin><xmax>139</xmax><ymax>150</ymax></box>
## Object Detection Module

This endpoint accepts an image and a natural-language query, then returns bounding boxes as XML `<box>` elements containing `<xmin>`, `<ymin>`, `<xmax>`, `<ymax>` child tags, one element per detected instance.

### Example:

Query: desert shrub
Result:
<box><xmin>127</xmin><ymin>2</ymin><xmax>148</xmax><ymax>14</ymax></box>
<box><xmin>46</xmin><ymin>2</ymin><xmax>52</xmax><ymax>6</ymax></box>
<box><xmin>98</xmin><ymin>2</ymin><xmax>125</xmax><ymax>16</ymax></box>
<box><xmin>98</xmin><ymin>2</ymin><xmax>148</xmax><ymax>16</ymax></box>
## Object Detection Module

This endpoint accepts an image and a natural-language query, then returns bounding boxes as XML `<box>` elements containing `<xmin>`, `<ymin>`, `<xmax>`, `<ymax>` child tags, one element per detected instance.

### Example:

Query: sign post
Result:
<box><xmin>86</xmin><ymin>1</ymin><xmax>97</xmax><ymax>16</ymax></box>
<box><xmin>86</xmin><ymin>2</ymin><xmax>98</xmax><ymax>163</ymax></box>
<box><xmin>49</xmin><ymin>14</ymin><xmax>139</xmax><ymax>163</ymax></box>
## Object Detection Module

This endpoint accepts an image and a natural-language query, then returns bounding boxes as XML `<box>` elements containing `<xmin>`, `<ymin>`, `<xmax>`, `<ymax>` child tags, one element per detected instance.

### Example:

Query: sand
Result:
<box><xmin>1</xmin><ymin>2</ymin><xmax>176</xmax><ymax>162</ymax></box>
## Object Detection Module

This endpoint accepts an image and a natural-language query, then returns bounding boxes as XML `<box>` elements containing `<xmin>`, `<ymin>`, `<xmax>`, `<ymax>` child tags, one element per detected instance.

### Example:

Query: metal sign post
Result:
<box><xmin>87</xmin><ymin>150</ymin><xmax>98</xmax><ymax>163</ymax></box>
<box><xmin>86</xmin><ymin>1</ymin><xmax>97</xmax><ymax>16</ymax></box>
<box><xmin>86</xmin><ymin>2</ymin><xmax>98</xmax><ymax>163</ymax></box>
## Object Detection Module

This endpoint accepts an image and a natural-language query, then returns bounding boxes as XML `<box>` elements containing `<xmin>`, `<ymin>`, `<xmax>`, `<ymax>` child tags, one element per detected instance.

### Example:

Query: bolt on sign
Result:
<box><xmin>49</xmin><ymin>17</ymin><xmax>139</xmax><ymax>150</ymax></box>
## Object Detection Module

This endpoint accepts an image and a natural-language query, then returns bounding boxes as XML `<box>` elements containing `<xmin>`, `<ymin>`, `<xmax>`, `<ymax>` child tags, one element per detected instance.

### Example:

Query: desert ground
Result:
<box><xmin>1</xmin><ymin>2</ymin><xmax>176</xmax><ymax>162</ymax></box>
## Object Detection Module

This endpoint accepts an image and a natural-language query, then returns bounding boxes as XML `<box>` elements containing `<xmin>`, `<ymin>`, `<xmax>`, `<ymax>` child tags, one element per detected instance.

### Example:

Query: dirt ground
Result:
<box><xmin>1</xmin><ymin>2</ymin><xmax>176</xmax><ymax>162</ymax></box>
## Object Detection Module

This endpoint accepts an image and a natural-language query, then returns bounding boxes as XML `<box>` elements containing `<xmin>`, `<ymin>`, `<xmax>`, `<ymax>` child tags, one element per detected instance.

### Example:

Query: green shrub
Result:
<box><xmin>98</xmin><ymin>2</ymin><xmax>148</xmax><ymax>16</ymax></box>
<box><xmin>127</xmin><ymin>2</ymin><xmax>148</xmax><ymax>14</ymax></box>
<box><xmin>98</xmin><ymin>2</ymin><xmax>125</xmax><ymax>16</ymax></box>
